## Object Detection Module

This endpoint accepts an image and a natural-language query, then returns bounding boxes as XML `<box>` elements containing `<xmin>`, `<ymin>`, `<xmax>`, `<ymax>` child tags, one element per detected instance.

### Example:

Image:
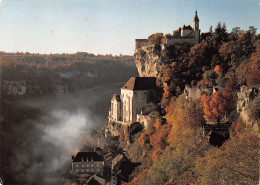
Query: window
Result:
<box><xmin>91</xmin><ymin>164</ymin><xmax>93</xmax><ymax>167</ymax></box>
<box><xmin>81</xmin><ymin>164</ymin><xmax>84</xmax><ymax>168</ymax></box>
<box><xmin>91</xmin><ymin>169</ymin><xmax>94</xmax><ymax>172</ymax></box>
<box><xmin>86</xmin><ymin>164</ymin><xmax>89</xmax><ymax>167</ymax></box>
<box><xmin>82</xmin><ymin>169</ymin><xmax>84</xmax><ymax>173</ymax></box>
<box><xmin>97</xmin><ymin>169</ymin><xmax>100</xmax><ymax>172</ymax></box>
<box><xmin>76</xmin><ymin>169</ymin><xmax>79</xmax><ymax>172</ymax></box>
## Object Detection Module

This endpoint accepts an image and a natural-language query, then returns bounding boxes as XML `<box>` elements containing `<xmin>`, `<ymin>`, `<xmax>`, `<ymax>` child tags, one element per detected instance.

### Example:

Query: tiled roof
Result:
<box><xmin>73</xmin><ymin>152</ymin><xmax>104</xmax><ymax>162</ymax></box>
<box><xmin>121</xmin><ymin>77</ymin><xmax>156</xmax><ymax>90</ymax></box>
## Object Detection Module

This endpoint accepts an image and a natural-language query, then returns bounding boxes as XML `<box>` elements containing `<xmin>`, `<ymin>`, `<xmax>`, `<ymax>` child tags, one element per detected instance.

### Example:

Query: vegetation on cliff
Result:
<box><xmin>126</xmin><ymin>23</ymin><xmax>260</xmax><ymax>184</ymax></box>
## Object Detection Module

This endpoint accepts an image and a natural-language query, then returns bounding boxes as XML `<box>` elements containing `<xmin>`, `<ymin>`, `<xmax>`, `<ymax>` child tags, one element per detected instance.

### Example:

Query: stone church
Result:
<box><xmin>109</xmin><ymin>77</ymin><xmax>157</xmax><ymax>124</ymax></box>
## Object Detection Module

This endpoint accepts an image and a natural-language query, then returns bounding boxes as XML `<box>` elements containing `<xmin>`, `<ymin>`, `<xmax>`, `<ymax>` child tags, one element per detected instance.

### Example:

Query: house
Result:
<box><xmin>184</xmin><ymin>85</ymin><xmax>213</xmax><ymax>101</ymax></box>
<box><xmin>135</xmin><ymin>11</ymin><xmax>200</xmax><ymax>52</ymax></box>
<box><xmin>112</xmin><ymin>154</ymin><xmax>129</xmax><ymax>173</ymax></box>
<box><xmin>109</xmin><ymin>77</ymin><xmax>157</xmax><ymax>125</ymax></box>
<box><xmin>237</xmin><ymin>85</ymin><xmax>258</xmax><ymax>112</ymax></box>
<box><xmin>71</xmin><ymin>152</ymin><xmax>104</xmax><ymax>176</ymax></box>
<box><xmin>111</xmin><ymin>154</ymin><xmax>138</xmax><ymax>183</ymax></box>
<box><xmin>109</xmin><ymin>94</ymin><xmax>121</xmax><ymax>122</ymax></box>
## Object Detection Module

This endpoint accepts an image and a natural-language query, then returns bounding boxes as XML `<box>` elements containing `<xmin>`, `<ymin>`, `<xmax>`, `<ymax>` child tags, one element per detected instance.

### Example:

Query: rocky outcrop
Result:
<box><xmin>134</xmin><ymin>47</ymin><xmax>166</xmax><ymax>78</ymax></box>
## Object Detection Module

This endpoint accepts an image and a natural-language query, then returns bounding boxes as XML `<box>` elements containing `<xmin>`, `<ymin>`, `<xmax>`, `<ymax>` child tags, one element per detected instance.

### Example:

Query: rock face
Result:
<box><xmin>134</xmin><ymin>47</ymin><xmax>165</xmax><ymax>78</ymax></box>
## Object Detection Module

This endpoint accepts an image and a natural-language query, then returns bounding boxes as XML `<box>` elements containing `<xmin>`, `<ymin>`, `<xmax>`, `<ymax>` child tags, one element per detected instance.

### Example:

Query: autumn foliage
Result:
<box><xmin>201</xmin><ymin>92</ymin><xmax>228</xmax><ymax>122</ymax></box>
<box><xmin>127</xmin><ymin>24</ymin><xmax>259</xmax><ymax>185</ymax></box>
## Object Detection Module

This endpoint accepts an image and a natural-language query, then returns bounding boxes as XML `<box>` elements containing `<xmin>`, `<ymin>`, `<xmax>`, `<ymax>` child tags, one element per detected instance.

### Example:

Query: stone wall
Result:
<box><xmin>184</xmin><ymin>85</ymin><xmax>213</xmax><ymax>101</ymax></box>
<box><xmin>166</xmin><ymin>37</ymin><xmax>198</xmax><ymax>46</ymax></box>
<box><xmin>120</xmin><ymin>88</ymin><xmax>156</xmax><ymax>124</ymax></box>
<box><xmin>72</xmin><ymin>161</ymin><xmax>104</xmax><ymax>175</ymax></box>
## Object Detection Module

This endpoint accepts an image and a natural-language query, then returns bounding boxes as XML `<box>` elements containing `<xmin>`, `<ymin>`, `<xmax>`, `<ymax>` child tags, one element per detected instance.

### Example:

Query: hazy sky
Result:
<box><xmin>0</xmin><ymin>0</ymin><xmax>259</xmax><ymax>55</ymax></box>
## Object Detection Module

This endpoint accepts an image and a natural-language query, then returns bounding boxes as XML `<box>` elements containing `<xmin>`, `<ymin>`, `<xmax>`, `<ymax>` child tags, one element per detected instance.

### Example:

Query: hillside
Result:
<box><xmin>0</xmin><ymin>52</ymin><xmax>137</xmax><ymax>96</ymax></box>
<box><xmin>122</xmin><ymin>24</ymin><xmax>260</xmax><ymax>185</ymax></box>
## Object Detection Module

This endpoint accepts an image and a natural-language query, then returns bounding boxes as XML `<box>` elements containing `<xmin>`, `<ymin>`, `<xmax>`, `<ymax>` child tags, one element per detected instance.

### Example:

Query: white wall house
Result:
<box><xmin>109</xmin><ymin>77</ymin><xmax>157</xmax><ymax>125</ymax></box>
<box><xmin>109</xmin><ymin>94</ymin><xmax>121</xmax><ymax>122</ymax></box>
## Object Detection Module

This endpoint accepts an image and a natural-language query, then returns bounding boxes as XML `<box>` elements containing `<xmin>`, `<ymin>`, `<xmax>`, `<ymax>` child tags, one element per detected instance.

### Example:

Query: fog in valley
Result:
<box><xmin>0</xmin><ymin>82</ymin><xmax>123</xmax><ymax>184</ymax></box>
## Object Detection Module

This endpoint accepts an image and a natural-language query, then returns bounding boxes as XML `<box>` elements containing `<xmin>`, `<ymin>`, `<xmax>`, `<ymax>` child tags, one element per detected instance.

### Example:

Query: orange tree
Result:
<box><xmin>201</xmin><ymin>91</ymin><xmax>229</xmax><ymax>123</ymax></box>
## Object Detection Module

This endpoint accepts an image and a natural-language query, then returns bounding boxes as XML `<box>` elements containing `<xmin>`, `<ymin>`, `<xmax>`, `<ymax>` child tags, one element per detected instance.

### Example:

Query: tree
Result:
<box><xmin>195</xmin><ymin>131</ymin><xmax>260</xmax><ymax>185</ymax></box>
<box><xmin>148</xmin><ymin>33</ymin><xmax>164</xmax><ymax>45</ymax></box>
<box><xmin>246</xmin><ymin>40</ymin><xmax>260</xmax><ymax>86</ymax></box>
<box><xmin>248</xmin><ymin>97</ymin><xmax>260</xmax><ymax>123</ymax></box>
<box><xmin>167</xmin><ymin>94</ymin><xmax>204</xmax><ymax>145</ymax></box>
<box><xmin>214</xmin><ymin>22</ymin><xmax>228</xmax><ymax>46</ymax></box>
<box><xmin>124</xmin><ymin>169</ymin><xmax>148</xmax><ymax>185</ymax></box>
<box><xmin>150</xmin><ymin>124</ymin><xmax>170</xmax><ymax>151</ymax></box>
<box><xmin>201</xmin><ymin>92</ymin><xmax>229</xmax><ymax>123</ymax></box>
<box><xmin>138</xmin><ymin>132</ymin><xmax>152</xmax><ymax>151</ymax></box>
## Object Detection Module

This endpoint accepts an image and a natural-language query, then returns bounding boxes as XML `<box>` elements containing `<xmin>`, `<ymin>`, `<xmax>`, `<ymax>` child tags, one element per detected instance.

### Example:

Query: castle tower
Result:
<box><xmin>193</xmin><ymin>10</ymin><xmax>200</xmax><ymax>44</ymax></box>
<box><xmin>193</xmin><ymin>10</ymin><xmax>199</xmax><ymax>31</ymax></box>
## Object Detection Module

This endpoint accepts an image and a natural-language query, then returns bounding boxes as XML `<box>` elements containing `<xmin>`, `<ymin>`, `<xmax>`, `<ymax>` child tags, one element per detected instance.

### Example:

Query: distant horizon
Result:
<box><xmin>0</xmin><ymin>0</ymin><xmax>259</xmax><ymax>55</ymax></box>
<box><xmin>0</xmin><ymin>50</ymin><xmax>133</xmax><ymax>56</ymax></box>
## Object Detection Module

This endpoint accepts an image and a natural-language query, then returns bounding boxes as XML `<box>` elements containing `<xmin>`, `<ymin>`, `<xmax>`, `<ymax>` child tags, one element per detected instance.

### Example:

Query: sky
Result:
<box><xmin>0</xmin><ymin>0</ymin><xmax>259</xmax><ymax>55</ymax></box>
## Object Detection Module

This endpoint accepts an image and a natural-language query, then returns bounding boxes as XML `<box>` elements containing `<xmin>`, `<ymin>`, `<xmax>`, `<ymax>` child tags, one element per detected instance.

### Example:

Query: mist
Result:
<box><xmin>0</xmin><ymin>82</ymin><xmax>123</xmax><ymax>184</ymax></box>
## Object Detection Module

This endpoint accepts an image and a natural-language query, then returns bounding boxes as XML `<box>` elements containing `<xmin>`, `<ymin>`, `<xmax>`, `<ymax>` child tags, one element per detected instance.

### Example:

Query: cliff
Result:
<box><xmin>134</xmin><ymin>47</ymin><xmax>165</xmax><ymax>78</ymax></box>
<box><xmin>134</xmin><ymin>44</ymin><xmax>191</xmax><ymax>80</ymax></box>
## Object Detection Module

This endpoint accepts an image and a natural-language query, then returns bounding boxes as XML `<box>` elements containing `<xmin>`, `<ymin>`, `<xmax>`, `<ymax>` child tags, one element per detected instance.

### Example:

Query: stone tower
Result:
<box><xmin>193</xmin><ymin>10</ymin><xmax>200</xmax><ymax>43</ymax></box>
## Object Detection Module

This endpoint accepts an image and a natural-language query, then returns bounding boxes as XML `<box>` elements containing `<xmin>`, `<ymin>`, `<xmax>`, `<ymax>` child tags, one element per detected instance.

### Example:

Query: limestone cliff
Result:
<box><xmin>134</xmin><ymin>44</ymin><xmax>190</xmax><ymax>79</ymax></box>
<box><xmin>134</xmin><ymin>47</ymin><xmax>166</xmax><ymax>78</ymax></box>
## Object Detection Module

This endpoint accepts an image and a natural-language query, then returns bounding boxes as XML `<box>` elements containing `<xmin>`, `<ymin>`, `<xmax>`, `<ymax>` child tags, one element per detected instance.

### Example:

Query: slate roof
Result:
<box><xmin>121</xmin><ymin>77</ymin><xmax>156</xmax><ymax>90</ymax></box>
<box><xmin>112</xmin><ymin>154</ymin><xmax>129</xmax><ymax>168</ymax></box>
<box><xmin>194</xmin><ymin>10</ymin><xmax>199</xmax><ymax>21</ymax></box>
<box><xmin>86</xmin><ymin>174</ymin><xmax>105</xmax><ymax>185</ymax></box>
<box><xmin>73</xmin><ymin>152</ymin><xmax>104</xmax><ymax>162</ymax></box>
<box><xmin>182</xmin><ymin>24</ymin><xmax>193</xmax><ymax>30</ymax></box>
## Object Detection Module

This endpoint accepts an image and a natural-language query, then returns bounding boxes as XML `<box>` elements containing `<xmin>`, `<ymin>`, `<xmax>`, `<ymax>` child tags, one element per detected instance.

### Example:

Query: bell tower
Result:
<box><xmin>193</xmin><ymin>10</ymin><xmax>199</xmax><ymax>31</ymax></box>
<box><xmin>193</xmin><ymin>10</ymin><xmax>200</xmax><ymax>44</ymax></box>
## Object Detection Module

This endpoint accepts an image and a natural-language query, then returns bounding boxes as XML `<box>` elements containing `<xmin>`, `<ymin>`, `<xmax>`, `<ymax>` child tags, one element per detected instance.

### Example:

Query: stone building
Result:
<box><xmin>135</xmin><ymin>10</ymin><xmax>200</xmax><ymax>51</ymax></box>
<box><xmin>237</xmin><ymin>85</ymin><xmax>258</xmax><ymax>112</ymax></box>
<box><xmin>184</xmin><ymin>85</ymin><xmax>213</xmax><ymax>101</ymax></box>
<box><xmin>71</xmin><ymin>152</ymin><xmax>104</xmax><ymax>176</ymax></box>
<box><xmin>109</xmin><ymin>77</ymin><xmax>157</xmax><ymax>125</ymax></box>
<box><xmin>109</xmin><ymin>94</ymin><xmax>121</xmax><ymax>122</ymax></box>
<box><xmin>121</xmin><ymin>77</ymin><xmax>157</xmax><ymax>123</ymax></box>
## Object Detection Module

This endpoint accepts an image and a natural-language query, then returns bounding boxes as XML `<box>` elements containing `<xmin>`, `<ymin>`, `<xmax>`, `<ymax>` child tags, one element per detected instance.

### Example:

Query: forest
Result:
<box><xmin>123</xmin><ymin>23</ymin><xmax>260</xmax><ymax>185</ymax></box>
<box><xmin>0</xmin><ymin>52</ymin><xmax>137</xmax><ymax>95</ymax></box>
